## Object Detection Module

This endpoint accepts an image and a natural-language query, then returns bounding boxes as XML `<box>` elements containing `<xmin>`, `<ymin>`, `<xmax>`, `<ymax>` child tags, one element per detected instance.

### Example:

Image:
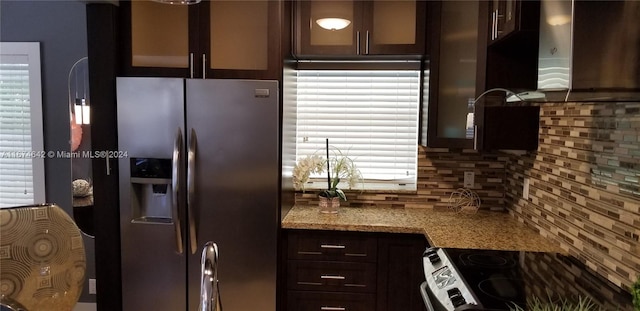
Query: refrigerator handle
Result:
<box><xmin>199</xmin><ymin>241</ymin><xmax>222</xmax><ymax>311</ymax></box>
<box><xmin>172</xmin><ymin>128</ymin><xmax>184</xmax><ymax>254</ymax></box>
<box><xmin>187</xmin><ymin>128</ymin><xmax>198</xmax><ymax>254</ymax></box>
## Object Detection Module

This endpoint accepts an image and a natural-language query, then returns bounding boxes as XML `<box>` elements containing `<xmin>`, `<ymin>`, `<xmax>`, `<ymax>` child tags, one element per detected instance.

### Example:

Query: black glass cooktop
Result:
<box><xmin>443</xmin><ymin>249</ymin><xmax>634</xmax><ymax>311</ymax></box>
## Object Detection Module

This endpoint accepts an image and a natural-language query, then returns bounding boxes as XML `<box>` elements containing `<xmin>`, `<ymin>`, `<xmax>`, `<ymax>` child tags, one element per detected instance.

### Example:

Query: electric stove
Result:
<box><xmin>420</xmin><ymin>247</ymin><xmax>633</xmax><ymax>311</ymax></box>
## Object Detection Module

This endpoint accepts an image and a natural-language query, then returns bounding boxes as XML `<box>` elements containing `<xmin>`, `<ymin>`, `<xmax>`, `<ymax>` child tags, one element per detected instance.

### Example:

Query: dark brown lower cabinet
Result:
<box><xmin>287</xmin><ymin>291</ymin><xmax>376</xmax><ymax>311</ymax></box>
<box><xmin>376</xmin><ymin>235</ymin><xmax>429</xmax><ymax>311</ymax></box>
<box><xmin>288</xmin><ymin>261</ymin><xmax>377</xmax><ymax>293</ymax></box>
<box><xmin>283</xmin><ymin>230</ymin><xmax>428</xmax><ymax>311</ymax></box>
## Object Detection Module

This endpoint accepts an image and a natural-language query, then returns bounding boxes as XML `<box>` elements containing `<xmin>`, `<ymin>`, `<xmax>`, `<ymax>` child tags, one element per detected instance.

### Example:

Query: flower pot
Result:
<box><xmin>318</xmin><ymin>196</ymin><xmax>340</xmax><ymax>214</ymax></box>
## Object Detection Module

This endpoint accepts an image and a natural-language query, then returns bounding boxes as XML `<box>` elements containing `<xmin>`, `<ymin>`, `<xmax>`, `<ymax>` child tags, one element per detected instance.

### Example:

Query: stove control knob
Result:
<box><xmin>427</xmin><ymin>253</ymin><xmax>441</xmax><ymax>264</ymax></box>
<box><xmin>447</xmin><ymin>288</ymin><xmax>466</xmax><ymax>307</ymax></box>
<box><xmin>423</xmin><ymin>248</ymin><xmax>438</xmax><ymax>256</ymax></box>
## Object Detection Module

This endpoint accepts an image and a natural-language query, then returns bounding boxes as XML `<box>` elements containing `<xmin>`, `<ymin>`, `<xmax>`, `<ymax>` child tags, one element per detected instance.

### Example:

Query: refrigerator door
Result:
<box><xmin>117</xmin><ymin>77</ymin><xmax>187</xmax><ymax>311</ymax></box>
<box><xmin>185</xmin><ymin>79</ymin><xmax>279</xmax><ymax>311</ymax></box>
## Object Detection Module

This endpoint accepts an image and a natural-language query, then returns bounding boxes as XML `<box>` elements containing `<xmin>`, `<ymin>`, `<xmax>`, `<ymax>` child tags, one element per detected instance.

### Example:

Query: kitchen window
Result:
<box><xmin>0</xmin><ymin>42</ymin><xmax>45</xmax><ymax>208</ymax></box>
<box><xmin>295</xmin><ymin>69</ymin><xmax>421</xmax><ymax>191</ymax></box>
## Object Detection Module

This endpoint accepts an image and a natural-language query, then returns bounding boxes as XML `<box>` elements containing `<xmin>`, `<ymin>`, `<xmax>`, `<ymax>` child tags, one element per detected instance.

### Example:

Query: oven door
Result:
<box><xmin>420</xmin><ymin>281</ymin><xmax>445</xmax><ymax>311</ymax></box>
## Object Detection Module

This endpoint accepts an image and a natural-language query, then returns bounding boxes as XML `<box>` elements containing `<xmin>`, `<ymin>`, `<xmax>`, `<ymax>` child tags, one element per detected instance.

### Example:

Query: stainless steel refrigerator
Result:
<box><xmin>116</xmin><ymin>77</ymin><xmax>279</xmax><ymax>311</ymax></box>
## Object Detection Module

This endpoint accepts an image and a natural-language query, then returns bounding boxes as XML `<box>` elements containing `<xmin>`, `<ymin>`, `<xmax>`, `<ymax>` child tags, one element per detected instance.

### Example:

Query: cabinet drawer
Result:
<box><xmin>288</xmin><ymin>261</ymin><xmax>377</xmax><ymax>293</ymax></box>
<box><xmin>288</xmin><ymin>230</ymin><xmax>377</xmax><ymax>262</ymax></box>
<box><xmin>287</xmin><ymin>291</ymin><xmax>375</xmax><ymax>311</ymax></box>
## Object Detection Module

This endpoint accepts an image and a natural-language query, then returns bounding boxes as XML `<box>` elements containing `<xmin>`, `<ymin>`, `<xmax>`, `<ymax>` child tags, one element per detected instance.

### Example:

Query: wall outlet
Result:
<box><xmin>523</xmin><ymin>178</ymin><xmax>530</xmax><ymax>200</ymax></box>
<box><xmin>89</xmin><ymin>278</ymin><xmax>96</xmax><ymax>294</ymax></box>
<box><xmin>463</xmin><ymin>171</ymin><xmax>475</xmax><ymax>188</ymax></box>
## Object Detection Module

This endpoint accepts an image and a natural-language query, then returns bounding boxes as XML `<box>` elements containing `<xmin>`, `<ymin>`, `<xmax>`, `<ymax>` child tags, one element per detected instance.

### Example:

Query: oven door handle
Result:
<box><xmin>419</xmin><ymin>281</ymin><xmax>437</xmax><ymax>311</ymax></box>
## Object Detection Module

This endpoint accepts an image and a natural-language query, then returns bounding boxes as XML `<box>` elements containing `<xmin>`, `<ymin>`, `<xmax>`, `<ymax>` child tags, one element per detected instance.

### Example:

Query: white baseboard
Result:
<box><xmin>73</xmin><ymin>302</ymin><xmax>97</xmax><ymax>311</ymax></box>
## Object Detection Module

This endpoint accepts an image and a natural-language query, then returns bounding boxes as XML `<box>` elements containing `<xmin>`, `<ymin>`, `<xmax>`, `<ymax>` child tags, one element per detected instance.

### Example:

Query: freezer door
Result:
<box><xmin>185</xmin><ymin>79</ymin><xmax>279</xmax><ymax>311</ymax></box>
<box><xmin>116</xmin><ymin>77</ymin><xmax>187</xmax><ymax>311</ymax></box>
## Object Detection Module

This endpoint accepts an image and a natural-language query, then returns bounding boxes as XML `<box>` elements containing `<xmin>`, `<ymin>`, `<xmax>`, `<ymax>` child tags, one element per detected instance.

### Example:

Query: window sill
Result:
<box><xmin>301</xmin><ymin>181</ymin><xmax>417</xmax><ymax>194</ymax></box>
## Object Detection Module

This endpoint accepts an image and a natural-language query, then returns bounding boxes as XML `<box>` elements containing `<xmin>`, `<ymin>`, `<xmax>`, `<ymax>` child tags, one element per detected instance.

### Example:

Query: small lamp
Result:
<box><xmin>74</xmin><ymin>98</ymin><xmax>90</xmax><ymax>125</ymax></box>
<box><xmin>316</xmin><ymin>18</ymin><xmax>351</xmax><ymax>31</ymax></box>
<box><xmin>69</xmin><ymin>57</ymin><xmax>90</xmax><ymax>125</ymax></box>
<box><xmin>473</xmin><ymin>88</ymin><xmax>546</xmax><ymax>104</ymax></box>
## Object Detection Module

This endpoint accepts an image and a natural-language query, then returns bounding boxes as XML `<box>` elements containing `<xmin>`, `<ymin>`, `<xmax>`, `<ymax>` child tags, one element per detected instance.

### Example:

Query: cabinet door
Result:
<box><xmin>203</xmin><ymin>0</ymin><xmax>282</xmax><ymax>79</ymax></box>
<box><xmin>376</xmin><ymin>234</ymin><xmax>428</xmax><ymax>311</ymax></box>
<box><xmin>121</xmin><ymin>0</ymin><xmax>197</xmax><ymax>77</ymax></box>
<box><xmin>295</xmin><ymin>0</ymin><xmax>363</xmax><ymax>56</ymax></box>
<box><xmin>365</xmin><ymin>0</ymin><xmax>426</xmax><ymax>55</ymax></box>
<box><xmin>489</xmin><ymin>0</ymin><xmax>540</xmax><ymax>43</ymax></box>
<box><xmin>424</xmin><ymin>0</ymin><xmax>482</xmax><ymax>148</ymax></box>
<box><xmin>501</xmin><ymin>0</ymin><xmax>517</xmax><ymax>36</ymax></box>
<box><xmin>121</xmin><ymin>0</ymin><xmax>281</xmax><ymax>79</ymax></box>
<box><xmin>294</xmin><ymin>0</ymin><xmax>425</xmax><ymax>57</ymax></box>
<box><xmin>489</xmin><ymin>0</ymin><xmax>504</xmax><ymax>41</ymax></box>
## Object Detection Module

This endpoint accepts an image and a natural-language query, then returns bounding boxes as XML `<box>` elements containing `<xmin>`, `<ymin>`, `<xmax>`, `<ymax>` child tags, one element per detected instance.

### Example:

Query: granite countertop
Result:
<box><xmin>282</xmin><ymin>205</ymin><xmax>564</xmax><ymax>253</ymax></box>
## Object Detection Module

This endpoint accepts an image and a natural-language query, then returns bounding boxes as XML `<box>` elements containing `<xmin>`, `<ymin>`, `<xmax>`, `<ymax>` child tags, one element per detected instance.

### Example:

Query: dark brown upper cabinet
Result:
<box><xmin>485</xmin><ymin>0</ymin><xmax>539</xmax><ymax>91</ymax></box>
<box><xmin>422</xmin><ymin>0</ymin><xmax>483</xmax><ymax>149</ymax></box>
<box><xmin>421</xmin><ymin>0</ymin><xmax>540</xmax><ymax>151</ymax></box>
<box><xmin>120</xmin><ymin>0</ymin><xmax>282</xmax><ymax>80</ymax></box>
<box><xmin>488</xmin><ymin>0</ymin><xmax>540</xmax><ymax>44</ymax></box>
<box><xmin>293</xmin><ymin>0</ymin><xmax>426</xmax><ymax>58</ymax></box>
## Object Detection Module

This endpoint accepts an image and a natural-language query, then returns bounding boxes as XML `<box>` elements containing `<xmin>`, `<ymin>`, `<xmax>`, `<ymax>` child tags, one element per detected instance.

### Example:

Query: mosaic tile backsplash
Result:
<box><xmin>506</xmin><ymin>101</ymin><xmax>640</xmax><ymax>292</ymax></box>
<box><xmin>294</xmin><ymin>101</ymin><xmax>639</xmax><ymax>292</ymax></box>
<box><xmin>295</xmin><ymin>146</ymin><xmax>508</xmax><ymax>211</ymax></box>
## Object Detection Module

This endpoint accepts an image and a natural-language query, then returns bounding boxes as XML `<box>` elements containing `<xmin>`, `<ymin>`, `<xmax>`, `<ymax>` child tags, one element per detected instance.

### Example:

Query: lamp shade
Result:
<box><xmin>316</xmin><ymin>18</ymin><xmax>351</xmax><ymax>30</ymax></box>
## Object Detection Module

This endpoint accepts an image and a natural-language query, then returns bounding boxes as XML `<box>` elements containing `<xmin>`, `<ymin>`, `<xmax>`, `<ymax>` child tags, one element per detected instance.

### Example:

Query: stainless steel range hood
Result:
<box><xmin>537</xmin><ymin>0</ymin><xmax>640</xmax><ymax>102</ymax></box>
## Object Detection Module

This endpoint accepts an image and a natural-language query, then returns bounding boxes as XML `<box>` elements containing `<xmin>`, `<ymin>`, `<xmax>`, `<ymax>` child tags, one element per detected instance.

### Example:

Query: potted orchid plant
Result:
<box><xmin>293</xmin><ymin>140</ymin><xmax>362</xmax><ymax>212</ymax></box>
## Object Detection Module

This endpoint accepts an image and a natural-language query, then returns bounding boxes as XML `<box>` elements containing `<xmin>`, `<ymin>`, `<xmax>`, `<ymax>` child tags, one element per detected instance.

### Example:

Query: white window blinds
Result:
<box><xmin>296</xmin><ymin>69</ymin><xmax>420</xmax><ymax>190</ymax></box>
<box><xmin>0</xmin><ymin>42</ymin><xmax>45</xmax><ymax>208</ymax></box>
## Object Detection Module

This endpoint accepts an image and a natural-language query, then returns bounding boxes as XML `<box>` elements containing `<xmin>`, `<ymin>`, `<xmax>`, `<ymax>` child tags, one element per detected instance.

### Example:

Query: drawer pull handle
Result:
<box><xmin>321</xmin><ymin>307</ymin><xmax>346</xmax><ymax>311</ymax></box>
<box><xmin>321</xmin><ymin>275</ymin><xmax>345</xmax><ymax>280</ymax></box>
<box><xmin>344</xmin><ymin>253</ymin><xmax>366</xmax><ymax>257</ymax></box>
<box><xmin>297</xmin><ymin>281</ymin><xmax>322</xmax><ymax>286</ymax></box>
<box><xmin>298</xmin><ymin>251</ymin><xmax>322</xmax><ymax>255</ymax></box>
<box><xmin>344</xmin><ymin>283</ymin><xmax>366</xmax><ymax>288</ymax></box>
<box><xmin>320</xmin><ymin>244</ymin><xmax>346</xmax><ymax>249</ymax></box>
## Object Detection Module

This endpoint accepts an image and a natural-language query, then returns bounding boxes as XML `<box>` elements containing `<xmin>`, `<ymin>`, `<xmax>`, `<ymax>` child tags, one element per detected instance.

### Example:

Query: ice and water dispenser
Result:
<box><xmin>128</xmin><ymin>157</ymin><xmax>173</xmax><ymax>224</ymax></box>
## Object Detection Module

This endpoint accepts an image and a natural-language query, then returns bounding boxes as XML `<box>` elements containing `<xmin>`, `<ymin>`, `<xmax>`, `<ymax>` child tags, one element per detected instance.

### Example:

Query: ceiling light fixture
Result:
<box><xmin>547</xmin><ymin>14</ymin><xmax>571</xmax><ymax>26</ymax></box>
<box><xmin>316</xmin><ymin>18</ymin><xmax>351</xmax><ymax>31</ymax></box>
<box><xmin>153</xmin><ymin>0</ymin><xmax>201</xmax><ymax>5</ymax></box>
